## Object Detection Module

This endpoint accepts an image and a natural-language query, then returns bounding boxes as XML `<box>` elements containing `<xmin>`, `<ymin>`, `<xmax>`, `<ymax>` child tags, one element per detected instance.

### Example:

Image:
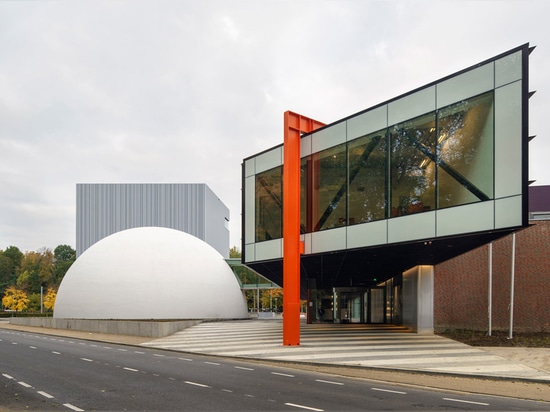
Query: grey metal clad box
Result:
<box><xmin>76</xmin><ymin>183</ymin><xmax>230</xmax><ymax>258</ymax></box>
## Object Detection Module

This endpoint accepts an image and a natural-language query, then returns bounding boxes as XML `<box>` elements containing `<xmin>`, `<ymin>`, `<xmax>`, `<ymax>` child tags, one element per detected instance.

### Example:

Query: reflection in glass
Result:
<box><xmin>348</xmin><ymin>130</ymin><xmax>388</xmax><ymax>224</ymax></box>
<box><xmin>253</xmin><ymin>94</ymin><xmax>496</xmax><ymax>241</ymax></box>
<box><xmin>312</xmin><ymin>143</ymin><xmax>347</xmax><ymax>231</ymax></box>
<box><xmin>301</xmin><ymin>157</ymin><xmax>311</xmax><ymax>233</ymax></box>
<box><xmin>390</xmin><ymin>113</ymin><xmax>436</xmax><ymax>216</ymax></box>
<box><xmin>437</xmin><ymin>92</ymin><xmax>494</xmax><ymax>208</ymax></box>
<box><xmin>255</xmin><ymin>166</ymin><xmax>282</xmax><ymax>242</ymax></box>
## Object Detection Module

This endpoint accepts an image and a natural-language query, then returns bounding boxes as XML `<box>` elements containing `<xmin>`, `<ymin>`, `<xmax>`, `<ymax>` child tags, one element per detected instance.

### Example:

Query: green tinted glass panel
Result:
<box><xmin>437</xmin><ymin>92</ymin><xmax>494</xmax><ymax>208</ymax></box>
<box><xmin>255</xmin><ymin>166</ymin><xmax>282</xmax><ymax>242</ymax></box>
<box><xmin>312</xmin><ymin>143</ymin><xmax>347</xmax><ymax>231</ymax></box>
<box><xmin>390</xmin><ymin>113</ymin><xmax>436</xmax><ymax>216</ymax></box>
<box><xmin>348</xmin><ymin>130</ymin><xmax>388</xmax><ymax>224</ymax></box>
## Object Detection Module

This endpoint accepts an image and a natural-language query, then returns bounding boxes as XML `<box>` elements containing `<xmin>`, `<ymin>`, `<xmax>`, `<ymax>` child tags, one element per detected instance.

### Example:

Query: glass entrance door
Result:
<box><xmin>339</xmin><ymin>292</ymin><xmax>363</xmax><ymax>323</ymax></box>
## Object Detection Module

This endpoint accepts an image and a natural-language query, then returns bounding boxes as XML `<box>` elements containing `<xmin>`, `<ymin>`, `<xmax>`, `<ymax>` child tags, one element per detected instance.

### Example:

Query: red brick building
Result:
<box><xmin>434</xmin><ymin>186</ymin><xmax>550</xmax><ymax>332</ymax></box>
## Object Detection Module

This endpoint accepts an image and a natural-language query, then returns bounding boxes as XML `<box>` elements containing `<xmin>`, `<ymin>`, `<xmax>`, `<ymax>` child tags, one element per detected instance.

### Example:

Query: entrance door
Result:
<box><xmin>339</xmin><ymin>292</ymin><xmax>363</xmax><ymax>323</ymax></box>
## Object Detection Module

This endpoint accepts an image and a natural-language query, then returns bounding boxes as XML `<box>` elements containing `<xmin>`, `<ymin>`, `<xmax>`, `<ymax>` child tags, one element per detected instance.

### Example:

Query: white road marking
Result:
<box><xmin>29</xmin><ymin>346</ymin><xmax>36</xmax><ymax>349</ymax></box>
<box><xmin>38</xmin><ymin>391</ymin><xmax>54</xmax><ymax>399</ymax></box>
<box><xmin>52</xmin><ymin>351</ymin><xmax>61</xmax><ymax>355</ymax></box>
<box><xmin>234</xmin><ymin>366</ymin><xmax>254</xmax><ymax>371</ymax></box>
<box><xmin>178</xmin><ymin>357</ymin><xmax>193</xmax><ymax>361</ymax></box>
<box><xmin>371</xmin><ymin>387</ymin><xmax>407</xmax><ymax>395</ymax></box>
<box><xmin>18</xmin><ymin>381</ymin><xmax>32</xmax><ymax>388</ymax></box>
<box><xmin>443</xmin><ymin>397</ymin><xmax>489</xmax><ymax>406</ymax></box>
<box><xmin>271</xmin><ymin>372</ymin><xmax>294</xmax><ymax>377</ymax></box>
<box><xmin>222</xmin><ymin>389</ymin><xmax>233</xmax><ymax>393</ymax></box>
<box><xmin>205</xmin><ymin>361</ymin><xmax>220</xmax><ymax>365</ymax></box>
<box><xmin>80</xmin><ymin>358</ymin><xmax>93</xmax><ymax>362</ymax></box>
<box><xmin>184</xmin><ymin>381</ymin><xmax>210</xmax><ymax>388</ymax></box>
<box><xmin>153</xmin><ymin>354</ymin><xmax>165</xmax><ymax>357</ymax></box>
<box><xmin>315</xmin><ymin>379</ymin><xmax>344</xmax><ymax>386</ymax></box>
<box><xmin>134</xmin><ymin>351</ymin><xmax>145</xmax><ymax>354</ymax></box>
<box><xmin>117</xmin><ymin>348</ymin><xmax>128</xmax><ymax>352</ymax></box>
<box><xmin>284</xmin><ymin>402</ymin><xmax>324</xmax><ymax>411</ymax></box>
<box><xmin>2</xmin><ymin>374</ymin><xmax>14</xmax><ymax>379</ymax></box>
<box><xmin>123</xmin><ymin>367</ymin><xmax>139</xmax><ymax>372</ymax></box>
<box><xmin>63</xmin><ymin>403</ymin><xmax>85</xmax><ymax>411</ymax></box>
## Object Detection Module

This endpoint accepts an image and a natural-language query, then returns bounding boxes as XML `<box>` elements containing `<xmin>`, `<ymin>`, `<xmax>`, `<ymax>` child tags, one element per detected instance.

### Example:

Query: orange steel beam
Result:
<box><xmin>283</xmin><ymin>111</ymin><xmax>324</xmax><ymax>346</ymax></box>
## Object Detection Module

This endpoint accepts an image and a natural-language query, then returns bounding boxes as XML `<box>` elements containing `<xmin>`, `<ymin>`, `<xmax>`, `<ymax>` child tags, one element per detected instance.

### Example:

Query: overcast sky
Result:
<box><xmin>0</xmin><ymin>0</ymin><xmax>548</xmax><ymax>253</ymax></box>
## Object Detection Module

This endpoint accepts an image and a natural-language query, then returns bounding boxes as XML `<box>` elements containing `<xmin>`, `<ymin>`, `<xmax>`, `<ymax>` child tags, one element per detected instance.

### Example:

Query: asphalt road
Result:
<box><xmin>1</xmin><ymin>329</ymin><xmax>549</xmax><ymax>411</ymax></box>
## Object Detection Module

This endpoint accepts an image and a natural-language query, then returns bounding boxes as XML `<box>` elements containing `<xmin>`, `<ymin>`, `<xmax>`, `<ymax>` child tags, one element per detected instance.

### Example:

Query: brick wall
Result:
<box><xmin>434</xmin><ymin>220</ymin><xmax>550</xmax><ymax>332</ymax></box>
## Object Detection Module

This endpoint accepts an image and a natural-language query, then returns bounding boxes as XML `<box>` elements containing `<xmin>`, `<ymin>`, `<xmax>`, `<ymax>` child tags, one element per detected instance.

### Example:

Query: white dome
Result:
<box><xmin>54</xmin><ymin>227</ymin><xmax>248</xmax><ymax>319</ymax></box>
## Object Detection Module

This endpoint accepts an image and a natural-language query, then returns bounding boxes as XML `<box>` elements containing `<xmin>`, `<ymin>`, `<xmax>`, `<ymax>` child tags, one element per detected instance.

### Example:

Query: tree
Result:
<box><xmin>229</xmin><ymin>246</ymin><xmax>241</xmax><ymax>258</ymax></box>
<box><xmin>2</xmin><ymin>286</ymin><xmax>29</xmax><ymax>311</ymax></box>
<box><xmin>16</xmin><ymin>249</ymin><xmax>54</xmax><ymax>294</ymax></box>
<box><xmin>43</xmin><ymin>288</ymin><xmax>57</xmax><ymax>311</ymax></box>
<box><xmin>261</xmin><ymin>288</ymin><xmax>283</xmax><ymax>312</ymax></box>
<box><xmin>0</xmin><ymin>252</ymin><xmax>15</xmax><ymax>292</ymax></box>
<box><xmin>53</xmin><ymin>244</ymin><xmax>76</xmax><ymax>285</ymax></box>
<box><xmin>28</xmin><ymin>293</ymin><xmax>41</xmax><ymax>312</ymax></box>
<box><xmin>3</xmin><ymin>246</ymin><xmax>23</xmax><ymax>270</ymax></box>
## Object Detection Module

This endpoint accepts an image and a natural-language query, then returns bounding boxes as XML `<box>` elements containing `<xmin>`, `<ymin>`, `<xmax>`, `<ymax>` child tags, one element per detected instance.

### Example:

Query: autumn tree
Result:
<box><xmin>2</xmin><ymin>286</ymin><xmax>29</xmax><ymax>311</ymax></box>
<box><xmin>261</xmin><ymin>288</ymin><xmax>283</xmax><ymax>312</ymax></box>
<box><xmin>43</xmin><ymin>288</ymin><xmax>57</xmax><ymax>311</ymax></box>
<box><xmin>16</xmin><ymin>249</ymin><xmax>54</xmax><ymax>294</ymax></box>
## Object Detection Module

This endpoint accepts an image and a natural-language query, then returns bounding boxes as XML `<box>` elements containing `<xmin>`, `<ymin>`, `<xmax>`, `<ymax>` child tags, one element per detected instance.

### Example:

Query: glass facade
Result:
<box><xmin>437</xmin><ymin>92</ymin><xmax>494</xmax><ymax>208</ymax></box>
<box><xmin>254</xmin><ymin>91</ymin><xmax>497</xmax><ymax>242</ymax></box>
<box><xmin>348</xmin><ymin>130</ymin><xmax>387</xmax><ymax>224</ymax></box>
<box><xmin>390</xmin><ymin>112</ymin><xmax>436</xmax><ymax>217</ymax></box>
<box><xmin>255</xmin><ymin>166</ymin><xmax>282</xmax><ymax>242</ymax></box>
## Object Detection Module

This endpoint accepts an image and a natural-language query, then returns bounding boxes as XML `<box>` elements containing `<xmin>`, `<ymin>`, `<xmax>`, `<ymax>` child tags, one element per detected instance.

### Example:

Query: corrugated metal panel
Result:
<box><xmin>76</xmin><ymin>184</ymin><xmax>229</xmax><ymax>258</ymax></box>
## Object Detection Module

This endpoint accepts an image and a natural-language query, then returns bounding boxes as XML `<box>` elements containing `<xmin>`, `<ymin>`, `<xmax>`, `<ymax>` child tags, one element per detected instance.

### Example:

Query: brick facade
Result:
<box><xmin>434</xmin><ymin>220</ymin><xmax>550</xmax><ymax>332</ymax></box>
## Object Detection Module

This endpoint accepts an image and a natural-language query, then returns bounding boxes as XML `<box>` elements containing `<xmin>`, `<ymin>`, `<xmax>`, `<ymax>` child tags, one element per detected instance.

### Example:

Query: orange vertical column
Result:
<box><xmin>283</xmin><ymin>111</ymin><xmax>324</xmax><ymax>346</ymax></box>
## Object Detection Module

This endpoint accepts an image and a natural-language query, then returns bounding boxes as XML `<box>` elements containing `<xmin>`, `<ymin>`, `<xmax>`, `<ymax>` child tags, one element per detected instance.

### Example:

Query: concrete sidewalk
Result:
<box><xmin>141</xmin><ymin>320</ymin><xmax>550</xmax><ymax>382</ymax></box>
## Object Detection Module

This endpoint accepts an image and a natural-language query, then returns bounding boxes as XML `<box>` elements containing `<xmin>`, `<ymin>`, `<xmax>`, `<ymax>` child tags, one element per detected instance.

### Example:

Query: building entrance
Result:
<box><xmin>309</xmin><ymin>279</ymin><xmax>400</xmax><ymax>325</ymax></box>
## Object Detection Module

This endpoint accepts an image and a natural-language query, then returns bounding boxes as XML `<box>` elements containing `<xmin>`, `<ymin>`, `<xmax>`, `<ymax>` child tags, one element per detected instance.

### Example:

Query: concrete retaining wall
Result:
<box><xmin>8</xmin><ymin>318</ymin><xmax>204</xmax><ymax>338</ymax></box>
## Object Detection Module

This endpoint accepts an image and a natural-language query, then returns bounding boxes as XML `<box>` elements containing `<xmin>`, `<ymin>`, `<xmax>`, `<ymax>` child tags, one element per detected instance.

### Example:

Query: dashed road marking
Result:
<box><xmin>235</xmin><ymin>366</ymin><xmax>254</xmax><ymax>371</ymax></box>
<box><xmin>178</xmin><ymin>357</ymin><xmax>192</xmax><ymax>361</ymax></box>
<box><xmin>52</xmin><ymin>351</ymin><xmax>61</xmax><ymax>355</ymax></box>
<box><xmin>123</xmin><ymin>367</ymin><xmax>139</xmax><ymax>372</ymax></box>
<box><xmin>2</xmin><ymin>374</ymin><xmax>14</xmax><ymax>379</ymax></box>
<box><xmin>371</xmin><ymin>387</ymin><xmax>407</xmax><ymax>395</ymax></box>
<box><xmin>184</xmin><ymin>381</ymin><xmax>210</xmax><ymax>388</ymax></box>
<box><xmin>205</xmin><ymin>361</ymin><xmax>220</xmax><ymax>366</ymax></box>
<box><xmin>38</xmin><ymin>391</ymin><xmax>54</xmax><ymax>399</ymax></box>
<box><xmin>80</xmin><ymin>358</ymin><xmax>93</xmax><ymax>362</ymax></box>
<box><xmin>18</xmin><ymin>381</ymin><xmax>32</xmax><ymax>388</ymax></box>
<box><xmin>443</xmin><ymin>397</ymin><xmax>489</xmax><ymax>406</ymax></box>
<box><xmin>284</xmin><ymin>402</ymin><xmax>324</xmax><ymax>411</ymax></box>
<box><xmin>315</xmin><ymin>379</ymin><xmax>344</xmax><ymax>386</ymax></box>
<box><xmin>63</xmin><ymin>403</ymin><xmax>84</xmax><ymax>411</ymax></box>
<box><xmin>271</xmin><ymin>372</ymin><xmax>294</xmax><ymax>377</ymax></box>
